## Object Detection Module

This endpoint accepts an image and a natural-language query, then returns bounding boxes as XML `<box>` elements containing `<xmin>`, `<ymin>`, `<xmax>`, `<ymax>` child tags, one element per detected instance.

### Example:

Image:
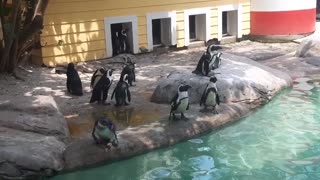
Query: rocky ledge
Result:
<box><xmin>63</xmin><ymin>53</ymin><xmax>292</xmax><ymax>172</ymax></box>
<box><xmin>0</xmin><ymin>95</ymin><xmax>70</xmax><ymax>179</ymax></box>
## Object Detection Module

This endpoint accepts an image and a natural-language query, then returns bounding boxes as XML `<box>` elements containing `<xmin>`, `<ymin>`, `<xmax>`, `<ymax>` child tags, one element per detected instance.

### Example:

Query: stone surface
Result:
<box><xmin>0</xmin><ymin>127</ymin><xmax>66</xmax><ymax>179</ymax></box>
<box><xmin>295</xmin><ymin>39</ymin><xmax>320</xmax><ymax>58</ymax></box>
<box><xmin>0</xmin><ymin>95</ymin><xmax>70</xmax><ymax>142</ymax></box>
<box><xmin>151</xmin><ymin>53</ymin><xmax>292</xmax><ymax>104</ymax></box>
<box><xmin>63</xmin><ymin>53</ymin><xmax>292</xmax><ymax>171</ymax></box>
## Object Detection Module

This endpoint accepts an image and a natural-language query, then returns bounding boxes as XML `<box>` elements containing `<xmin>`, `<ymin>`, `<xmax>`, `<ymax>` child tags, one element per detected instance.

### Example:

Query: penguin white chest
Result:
<box><xmin>205</xmin><ymin>91</ymin><xmax>216</xmax><ymax>106</ymax></box>
<box><xmin>176</xmin><ymin>98</ymin><xmax>189</xmax><ymax>113</ymax></box>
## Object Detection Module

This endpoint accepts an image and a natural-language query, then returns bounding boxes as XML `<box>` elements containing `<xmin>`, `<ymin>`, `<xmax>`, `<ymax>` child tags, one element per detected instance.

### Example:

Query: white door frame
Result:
<box><xmin>104</xmin><ymin>15</ymin><xmax>139</xmax><ymax>58</ymax></box>
<box><xmin>146</xmin><ymin>11</ymin><xmax>177</xmax><ymax>51</ymax></box>
<box><xmin>184</xmin><ymin>7</ymin><xmax>211</xmax><ymax>46</ymax></box>
<box><xmin>217</xmin><ymin>4</ymin><xmax>243</xmax><ymax>40</ymax></box>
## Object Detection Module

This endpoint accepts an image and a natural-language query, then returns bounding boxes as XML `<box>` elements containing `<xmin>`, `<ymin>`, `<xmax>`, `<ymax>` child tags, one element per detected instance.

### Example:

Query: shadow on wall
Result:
<box><xmin>42</xmin><ymin>20</ymin><xmax>106</xmax><ymax>67</ymax></box>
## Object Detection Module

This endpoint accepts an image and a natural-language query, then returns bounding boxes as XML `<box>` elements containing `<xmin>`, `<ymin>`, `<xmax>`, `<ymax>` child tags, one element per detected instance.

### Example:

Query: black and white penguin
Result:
<box><xmin>169</xmin><ymin>84</ymin><xmax>192</xmax><ymax>121</ymax></box>
<box><xmin>90</xmin><ymin>68</ymin><xmax>105</xmax><ymax>89</ymax></box>
<box><xmin>112</xmin><ymin>32</ymin><xmax>121</xmax><ymax>56</ymax></box>
<box><xmin>120</xmin><ymin>56</ymin><xmax>136</xmax><ymax>86</ymax></box>
<box><xmin>193</xmin><ymin>44</ymin><xmax>221</xmax><ymax>76</ymax></box>
<box><xmin>90</xmin><ymin>68</ymin><xmax>115</xmax><ymax>105</ymax></box>
<box><xmin>200</xmin><ymin>76</ymin><xmax>220</xmax><ymax>114</ymax></box>
<box><xmin>92</xmin><ymin>117</ymin><xmax>119</xmax><ymax>150</ymax></box>
<box><xmin>111</xmin><ymin>74</ymin><xmax>131</xmax><ymax>106</ymax></box>
<box><xmin>119</xmin><ymin>29</ymin><xmax>131</xmax><ymax>54</ymax></box>
<box><xmin>66</xmin><ymin>63</ymin><xmax>83</xmax><ymax>96</ymax></box>
<box><xmin>209</xmin><ymin>52</ymin><xmax>222</xmax><ymax>71</ymax></box>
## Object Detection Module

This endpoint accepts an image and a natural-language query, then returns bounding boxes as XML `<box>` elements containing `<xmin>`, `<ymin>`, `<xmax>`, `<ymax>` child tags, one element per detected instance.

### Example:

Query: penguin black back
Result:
<box><xmin>200</xmin><ymin>76</ymin><xmax>220</xmax><ymax>114</ymax></box>
<box><xmin>120</xmin><ymin>57</ymin><xmax>136</xmax><ymax>86</ymax></box>
<box><xmin>90</xmin><ymin>69</ymin><xmax>114</xmax><ymax>105</ymax></box>
<box><xmin>111</xmin><ymin>74</ymin><xmax>131</xmax><ymax>106</ymax></box>
<box><xmin>66</xmin><ymin>63</ymin><xmax>83</xmax><ymax>96</ymax></box>
<box><xmin>169</xmin><ymin>84</ymin><xmax>192</xmax><ymax>121</ymax></box>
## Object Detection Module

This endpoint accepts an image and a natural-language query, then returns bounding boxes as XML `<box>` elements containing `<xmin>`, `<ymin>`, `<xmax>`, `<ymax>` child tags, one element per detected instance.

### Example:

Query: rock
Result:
<box><xmin>295</xmin><ymin>39</ymin><xmax>320</xmax><ymax>58</ymax></box>
<box><xmin>151</xmin><ymin>53</ymin><xmax>292</xmax><ymax>104</ymax></box>
<box><xmin>0</xmin><ymin>127</ymin><xmax>65</xmax><ymax>179</ymax></box>
<box><xmin>0</xmin><ymin>95</ymin><xmax>70</xmax><ymax>142</ymax></box>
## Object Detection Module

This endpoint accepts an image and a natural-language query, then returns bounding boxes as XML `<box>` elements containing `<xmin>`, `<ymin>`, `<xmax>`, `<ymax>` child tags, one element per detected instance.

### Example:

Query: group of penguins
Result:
<box><xmin>65</xmin><ymin>43</ymin><xmax>223</xmax><ymax>150</ymax></box>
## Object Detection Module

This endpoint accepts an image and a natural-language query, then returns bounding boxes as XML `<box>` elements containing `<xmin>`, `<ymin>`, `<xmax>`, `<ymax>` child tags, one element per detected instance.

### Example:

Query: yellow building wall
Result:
<box><xmin>41</xmin><ymin>0</ymin><xmax>250</xmax><ymax>67</ymax></box>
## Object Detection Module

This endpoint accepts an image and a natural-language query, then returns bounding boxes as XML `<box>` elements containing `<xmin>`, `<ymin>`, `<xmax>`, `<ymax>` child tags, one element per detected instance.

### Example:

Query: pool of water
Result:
<box><xmin>51</xmin><ymin>78</ymin><xmax>320</xmax><ymax>180</ymax></box>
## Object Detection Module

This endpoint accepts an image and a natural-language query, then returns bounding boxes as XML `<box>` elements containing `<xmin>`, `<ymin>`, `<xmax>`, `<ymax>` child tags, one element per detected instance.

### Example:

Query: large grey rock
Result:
<box><xmin>295</xmin><ymin>39</ymin><xmax>320</xmax><ymax>58</ymax></box>
<box><xmin>0</xmin><ymin>127</ymin><xmax>65</xmax><ymax>179</ymax></box>
<box><xmin>0</xmin><ymin>95</ymin><xmax>70</xmax><ymax>142</ymax></box>
<box><xmin>151</xmin><ymin>53</ymin><xmax>292</xmax><ymax>104</ymax></box>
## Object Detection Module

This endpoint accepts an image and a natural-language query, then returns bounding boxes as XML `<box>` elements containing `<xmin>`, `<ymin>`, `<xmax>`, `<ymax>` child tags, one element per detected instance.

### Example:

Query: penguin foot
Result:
<box><xmin>124</xmin><ymin>102</ymin><xmax>130</xmax><ymax>106</ymax></box>
<box><xmin>213</xmin><ymin>110</ymin><xmax>219</xmax><ymax>114</ymax></box>
<box><xmin>102</xmin><ymin>102</ymin><xmax>111</xmax><ymax>105</ymax></box>
<box><xmin>181</xmin><ymin>113</ymin><xmax>189</xmax><ymax>121</ymax></box>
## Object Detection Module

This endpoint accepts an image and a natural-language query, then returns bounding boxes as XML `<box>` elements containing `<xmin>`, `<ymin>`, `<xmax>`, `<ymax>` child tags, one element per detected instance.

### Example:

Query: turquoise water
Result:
<box><xmin>52</xmin><ymin>78</ymin><xmax>320</xmax><ymax>180</ymax></box>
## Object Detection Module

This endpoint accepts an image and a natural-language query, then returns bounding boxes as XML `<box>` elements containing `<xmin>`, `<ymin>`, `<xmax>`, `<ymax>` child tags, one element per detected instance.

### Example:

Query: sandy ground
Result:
<box><xmin>0</xmin><ymin>40</ymin><xmax>300</xmax><ymax>140</ymax></box>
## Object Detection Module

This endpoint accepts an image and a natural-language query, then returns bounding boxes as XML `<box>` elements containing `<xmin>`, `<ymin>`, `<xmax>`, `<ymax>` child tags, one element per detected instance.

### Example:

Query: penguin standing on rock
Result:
<box><xmin>200</xmin><ymin>76</ymin><xmax>220</xmax><ymax>114</ymax></box>
<box><xmin>66</xmin><ymin>63</ymin><xmax>83</xmax><ymax>96</ymax></box>
<box><xmin>90</xmin><ymin>68</ymin><xmax>115</xmax><ymax>105</ymax></box>
<box><xmin>90</xmin><ymin>68</ymin><xmax>105</xmax><ymax>89</ymax></box>
<box><xmin>209</xmin><ymin>52</ymin><xmax>222</xmax><ymax>71</ymax></box>
<box><xmin>111</xmin><ymin>74</ymin><xmax>131</xmax><ymax>106</ymax></box>
<box><xmin>169</xmin><ymin>84</ymin><xmax>192</xmax><ymax>121</ymax></box>
<box><xmin>120</xmin><ymin>56</ymin><xmax>136</xmax><ymax>86</ymax></box>
<box><xmin>92</xmin><ymin>117</ymin><xmax>119</xmax><ymax>150</ymax></box>
<box><xmin>192</xmin><ymin>44</ymin><xmax>222</xmax><ymax>76</ymax></box>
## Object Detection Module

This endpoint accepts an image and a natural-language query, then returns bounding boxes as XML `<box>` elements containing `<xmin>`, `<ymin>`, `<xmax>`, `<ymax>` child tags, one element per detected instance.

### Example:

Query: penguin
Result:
<box><xmin>90</xmin><ymin>68</ymin><xmax>105</xmax><ymax>89</ymax></box>
<box><xmin>92</xmin><ymin>117</ymin><xmax>119</xmax><ymax>150</ymax></box>
<box><xmin>90</xmin><ymin>68</ymin><xmax>115</xmax><ymax>105</ymax></box>
<box><xmin>111</xmin><ymin>74</ymin><xmax>131</xmax><ymax>106</ymax></box>
<box><xmin>200</xmin><ymin>76</ymin><xmax>220</xmax><ymax>114</ymax></box>
<box><xmin>209</xmin><ymin>52</ymin><xmax>222</xmax><ymax>71</ymax></box>
<box><xmin>120</xmin><ymin>56</ymin><xmax>136</xmax><ymax>86</ymax></box>
<box><xmin>192</xmin><ymin>44</ymin><xmax>221</xmax><ymax>76</ymax></box>
<box><xmin>119</xmin><ymin>28</ymin><xmax>131</xmax><ymax>54</ymax></box>
<box><xmin>112</xmin><ymin>32</ymin><xmax>121</xmax><ymax>56</ymax></box>
<box><xmin>169</xmin><ymin>84</ymin><xmax>192</xmax><ymax>121</ymax></box>
<box><xmin>66</xmin><ymin>63</ymin><xmax>83</xmax><ymax>96</ymax></box>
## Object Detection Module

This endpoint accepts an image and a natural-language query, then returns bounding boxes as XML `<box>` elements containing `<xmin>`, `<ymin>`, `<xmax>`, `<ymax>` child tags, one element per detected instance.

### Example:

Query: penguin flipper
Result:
<box><xmin>187</xmin><ymin>102</ymin><xmax>190</xmax><ymax>110</ymax></box>
<box><xmin>111</xmin><ymin>87</ymin><xmax>116</xmax><ymax>100</ymax></box>
<box><xmin>200</xmin><ymin>84</ymin><xmax>208</xmax><ymax>106</ymax></box>
<box><xmin>216</xmin><ymin>93</ymin><xmax>220</xmax><ymax>105</ymax></box>
<box><xmin>91</xmin><ymin>69</ymin><xmax>99</xmax><ymax>88</ymax></box>
<box><xmin>92</xmin><ymin>120</ymin><xmax>99</xmax><ymax>143</ymax></box>
<box><xmin>126</xmin><ymin>84</ymin><xmax>131</xmax><ymax>102</ymax></box>
<box><xmin>214</xmin><ymin>88</ymin><xmax>220</xmax><ymax>105</ymax></box>
<box><xmin>170</xmin><ymin>93</ymin><xmax>178</xmax><ymax>106</ymax></box>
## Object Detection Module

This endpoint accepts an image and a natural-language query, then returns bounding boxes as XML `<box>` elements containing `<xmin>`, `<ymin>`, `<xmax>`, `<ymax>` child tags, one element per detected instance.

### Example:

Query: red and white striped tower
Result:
<box><xmin>251</xmin><ymin>0</ymin><xmax>317</xmax><ymax>37</ymax></box>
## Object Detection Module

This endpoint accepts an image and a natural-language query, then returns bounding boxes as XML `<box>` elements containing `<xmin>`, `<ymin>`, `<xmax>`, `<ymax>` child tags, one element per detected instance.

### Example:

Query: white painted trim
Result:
<box><xmin>252</xmin><ymin>0</ymin><xmax>316</xmax><ymax>12</ymax></box>
<box><xmin>217</xmin><ymin>4</ymin><xmax>243</xmax><ymax>40</ymax></box>
<box><xmin>146</xmin><ymin>11</ymin><xmax>177</xmax><ymax>51</ymax></box>
<box><xmin>184</xmin><ymin>7</ymin><xmax>211</xmax><ymax>46</ymax></box>
<box><xmin>104</xmin><ymin>15</ymin><xmax>139</xmax><ymax>58</ymax></box>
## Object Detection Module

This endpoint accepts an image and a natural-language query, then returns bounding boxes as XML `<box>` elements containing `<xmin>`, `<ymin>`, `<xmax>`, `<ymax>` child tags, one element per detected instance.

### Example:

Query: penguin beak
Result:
<box><xmin>186</xmin><ymin>85</ymin><xmax>192</xmax><ymax>89</ymax></box>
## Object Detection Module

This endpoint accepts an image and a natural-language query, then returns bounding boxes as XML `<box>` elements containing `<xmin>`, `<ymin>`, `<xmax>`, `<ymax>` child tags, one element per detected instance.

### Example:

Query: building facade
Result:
<box><xmin>39</xmin><ymin>0</ymin><xmax>251</xmax><ymax>67</ymax></box>
<box><xmin>251</xmin><ymin>0</ymin><xmax>316</xmax><ymax>37</ymax></box>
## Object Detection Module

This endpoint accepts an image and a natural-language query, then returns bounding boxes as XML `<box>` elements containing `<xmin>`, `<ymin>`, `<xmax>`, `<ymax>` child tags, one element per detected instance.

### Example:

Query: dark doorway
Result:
<box><xmin>111</xmin><ymin>22</ymin><xmax>133</xmax><ymax>56</ymax></box>
<box><xmin>152</xmin><ymin>19</ymin><xmax>161</xmax><ymax>45</ymax></box>
<box><xmin>189</xmin><ymin>15</ymin><xmax>196</xmax><ymax>40</ymax></box>
<box><xmin>222</xmin><ymin>11</ymin><xmax>228</xmax><ymax>36</ymax></box>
